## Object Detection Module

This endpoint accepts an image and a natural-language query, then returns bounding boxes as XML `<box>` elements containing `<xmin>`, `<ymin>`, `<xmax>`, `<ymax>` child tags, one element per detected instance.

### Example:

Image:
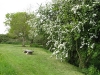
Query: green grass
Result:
<box><xmin>0</xmin><ymin>44</ymin><xmax>84</xmax><ymax>75</ymax></box>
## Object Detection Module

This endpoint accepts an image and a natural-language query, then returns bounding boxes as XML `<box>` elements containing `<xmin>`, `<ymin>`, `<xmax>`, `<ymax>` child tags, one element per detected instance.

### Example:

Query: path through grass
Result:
<box><xmin>0</xmin><ymin>44</ymin><xmax>84</xmax><ymax>75</ymax></box>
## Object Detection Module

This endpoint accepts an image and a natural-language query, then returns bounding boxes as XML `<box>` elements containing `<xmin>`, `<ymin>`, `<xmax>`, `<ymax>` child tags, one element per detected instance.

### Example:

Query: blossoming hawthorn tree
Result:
<box><xmin>37</xmin><ymin>1</ymin><xmax>70</xmax><ymax>60</ymax></box>
<box><xmin>70</xmin><ymin>0</ymin><xmax>100</xmax><ymax>68</ymax></box>
<box><xmin>27</xmin><ymin>12</ymin><xmax>49</xmax><ymax>47</ymax></box>
<box><xmin>27</xmin><ymin>13</ymin><xmax>39</xmax><ymax>46</ymax></box>
<box><xmin>28</xmin><ymin>0</ymin><xmax>100</xmax><ymax>69</ymax></box>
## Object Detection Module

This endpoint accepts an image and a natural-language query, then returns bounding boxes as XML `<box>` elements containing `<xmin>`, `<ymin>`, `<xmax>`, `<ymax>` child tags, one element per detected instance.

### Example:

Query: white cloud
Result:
<box><xmin>0</xmin><ymin>0</ymin><xmax>51</xmax><ymax>34</ymax></box>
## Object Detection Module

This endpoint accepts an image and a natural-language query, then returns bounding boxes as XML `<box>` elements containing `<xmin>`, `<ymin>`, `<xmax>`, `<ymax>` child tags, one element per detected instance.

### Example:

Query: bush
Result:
<box><xmin>0</xmin><ymin>34</ymin><xmax>10</xmax><ymax>43</ymax></box>
<box><xmin>30</xmin><ymin>43</ymin><xmax>43</xmax><ymax>48</ymax></box>
<box><xmin>88</xmin><ymin>65</ymin><xmax>100</xmax><ymax>75</ymax></box>
<box><xmin>82</xmin><ymin>65</ymin><xmax>100</xmax><ymax>75</ymax></box>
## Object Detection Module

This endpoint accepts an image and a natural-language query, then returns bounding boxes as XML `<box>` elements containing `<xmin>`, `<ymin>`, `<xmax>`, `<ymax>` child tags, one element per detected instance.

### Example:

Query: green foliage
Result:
<box><xmin>70</xmin><ymin>1</ymin><xmax>100</xmax><ymax>69</ymax></box>
<box><xmin>87</xmin><ymin>65</ymin><xmax>100</xmax><ymax>75</ymax></box>
<box><xmin>4</xmin><ymin>12</ymin><xmax>31</xmax><ymax>46</ymax></box>
<box><xmin>4</xmin><ymin>12</ymin><xmax>30</xmax><ymax>36</ymax></box>
<box><xmin>0</xmin><ymin>34</ymin><xmax>22</xmax><ymax>44</ymax></box>
<box><xmin>0</xmin><ymin>34</ymin><xmax>10</xmax><ymax>43</ymax></box>
<box><xmin>33</xmin><ymin>0</ymin><xmax>100</xmax><ymax>70</ymax></box>
<box><xmin>82</xmin><ymin>65</ymin><xmax>100</xmax><ymax>75</ymax></box>
<box><xmin>28</xmin><ymin>12</ymin><xmax>49</xmax><ymax>47</ymax></box>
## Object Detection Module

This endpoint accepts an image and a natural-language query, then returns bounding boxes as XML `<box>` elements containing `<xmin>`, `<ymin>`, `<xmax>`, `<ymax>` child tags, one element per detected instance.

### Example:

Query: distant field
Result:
<box><xmin>0</xmin><ymin>44</ymin><xmax>84</xmax><ymax>75</ymax></box>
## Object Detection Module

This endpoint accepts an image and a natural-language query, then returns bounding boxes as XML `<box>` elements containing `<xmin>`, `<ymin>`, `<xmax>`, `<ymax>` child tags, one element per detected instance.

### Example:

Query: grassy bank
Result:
<box><xmin>0</xmin><ymin>44</ymin><xmax>84</xmax><ymax>75</ymax></box>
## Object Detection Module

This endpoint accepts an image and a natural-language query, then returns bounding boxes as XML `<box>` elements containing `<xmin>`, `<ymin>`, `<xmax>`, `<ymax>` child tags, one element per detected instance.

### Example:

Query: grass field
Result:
<box><xmin>0</xmin><ymin>44</ymin><xmax>84</xmax><ymax>75</ymax></box>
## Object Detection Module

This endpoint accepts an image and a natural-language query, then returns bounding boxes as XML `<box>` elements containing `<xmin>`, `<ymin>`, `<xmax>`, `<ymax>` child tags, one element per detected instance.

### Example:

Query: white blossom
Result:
<box><xmin>71</xmin><ymin>5</ymin><xmax>80</xmax><ymax>14</ymax></box>
<box><xmin>65</xmin><ymin>52</ymin><xmax>68</xmax><ymax>57</ymax></box>
<box><xmin>91</xmin><ymin>43</ymin><xmax>95</xmax><ymax>49</ymax></box>
<box><xmin>54</xmin><ymin>41</ymin><xmax>58</xmax><ymax>47</ymax></box>
<box><xmin>93</xmin><ymin>14</ymin><xmax>96</xmax><ymax>17</ymax></box>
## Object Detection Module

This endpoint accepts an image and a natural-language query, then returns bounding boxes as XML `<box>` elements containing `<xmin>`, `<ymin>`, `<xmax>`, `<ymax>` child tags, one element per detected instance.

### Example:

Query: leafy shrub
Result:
<box><xmin>82</xmin><ymin>65</ymin><xmax>100</xmax><ymax>75</ymax></box>
<box><xmin>30</xmin><ymin>43</ymin><xmax>43</xmax><ymax>48</ymax></box>
<box><xmin>87</xmin><ymin>65</ymin><xmax>100</xmax><ymax>75</ymax></box>
<box><xmin>0</xmin><ymin>34</ymin><xmax>11</xmax><ymax>43</ymax></box>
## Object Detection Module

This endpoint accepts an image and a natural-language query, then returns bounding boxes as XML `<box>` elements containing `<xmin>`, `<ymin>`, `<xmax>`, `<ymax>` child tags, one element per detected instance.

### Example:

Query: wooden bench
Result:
<box><xmin>24</xmin><ymin>50</ymin><xmax>33</xmax><ymax>55</ymax></box>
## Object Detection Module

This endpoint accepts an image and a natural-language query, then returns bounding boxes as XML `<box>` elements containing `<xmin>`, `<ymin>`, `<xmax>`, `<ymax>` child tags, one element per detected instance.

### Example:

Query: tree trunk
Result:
<box><xmin>22</xmin><ymin>37</ymin><xmax>25</xmax><ymax>47</ymax></box>
<box><xmin>76</xmin><ymin>40</ymin><xmax>85</xmax><ymax>69</ymax></box>
<box><xmin>30</xmin><ymin>39</ymin><xmax>33</xmax><ymax>47</ymax></box>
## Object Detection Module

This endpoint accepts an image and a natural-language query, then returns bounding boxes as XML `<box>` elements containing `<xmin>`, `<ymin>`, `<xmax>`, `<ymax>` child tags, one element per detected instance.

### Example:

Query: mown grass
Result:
<box><xmin>0</xmin><ymin>53</ymin><xmax>17</xmax><ymax>75</ymax></box>
<box><xmin>0</xmin><ymin>44</ymin><xmax>84</xmax><ymax>75</ymax></box>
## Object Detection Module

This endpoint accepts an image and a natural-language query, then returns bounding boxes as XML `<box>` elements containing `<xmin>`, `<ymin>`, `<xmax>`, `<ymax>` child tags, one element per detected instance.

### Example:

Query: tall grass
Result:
<box><xmin>0</xmin><ymin>44</ymin><xmax>84</xmax><ymax>75</ymax></box>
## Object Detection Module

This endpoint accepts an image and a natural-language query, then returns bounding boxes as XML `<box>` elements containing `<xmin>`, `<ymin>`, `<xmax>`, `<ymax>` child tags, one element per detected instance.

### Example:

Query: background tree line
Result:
<box><xmin>3</xmin><ymin>0</ymin><xmax>100</xmax><ymax>74</ymax></box>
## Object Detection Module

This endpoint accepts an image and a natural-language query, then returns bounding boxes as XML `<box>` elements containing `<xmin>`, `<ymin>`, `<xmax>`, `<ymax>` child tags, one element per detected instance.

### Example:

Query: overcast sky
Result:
<box><xmin>0</xmin><ymin>0</ymin><xmax>51</xmax><ymax>34</ymax></box>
